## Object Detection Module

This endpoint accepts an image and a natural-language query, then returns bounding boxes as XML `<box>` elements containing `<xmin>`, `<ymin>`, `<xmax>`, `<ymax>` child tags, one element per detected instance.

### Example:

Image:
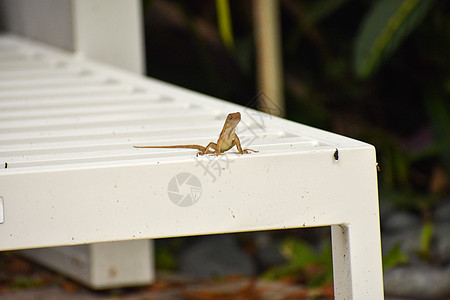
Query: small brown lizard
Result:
<box><xmin>133</xmin><ymin>112</ymin><xmax>257</xmax><ymax>155</ymax></box>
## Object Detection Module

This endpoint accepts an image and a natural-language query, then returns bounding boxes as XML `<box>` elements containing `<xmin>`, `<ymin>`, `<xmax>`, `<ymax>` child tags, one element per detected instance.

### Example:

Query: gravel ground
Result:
<box><xmin>0</xmin><ymin>251</ymin><xmax>333</xmax><ymax>300</ymax></box>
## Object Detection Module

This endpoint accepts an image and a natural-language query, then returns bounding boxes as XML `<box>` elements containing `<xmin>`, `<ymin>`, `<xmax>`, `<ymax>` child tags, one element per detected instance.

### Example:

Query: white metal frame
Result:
<box><xmin>0</xmin><ymin>0</ymin><xmax>152</xmax><ymax>289</ymax></box>
<box><xmin>0</xmin><ymin>1</ymin><xmax>384</xmax><ymax>298</ymax></box>
<box><xmin>0</xmin><ymin>34</ymin><xmax>383</xmax><ymax>298</ymax></box>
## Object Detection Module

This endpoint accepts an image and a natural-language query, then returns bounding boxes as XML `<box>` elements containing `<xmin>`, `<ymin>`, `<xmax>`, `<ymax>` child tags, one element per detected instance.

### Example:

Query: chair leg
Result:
<box><xmin>331</xmin><ymin>222</ymin><xmax>384</xmax><ymax>299</ymax></box>
<box><xmin>22</xmin><ymin>240</ymin><xmax>154</xmax><ymax>289</ymax></box>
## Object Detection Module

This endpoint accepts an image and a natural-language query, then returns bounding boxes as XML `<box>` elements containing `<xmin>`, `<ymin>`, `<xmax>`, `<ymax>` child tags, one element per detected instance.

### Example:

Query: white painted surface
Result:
<box><xmin>0</xmin><ymin>35</ymin><xmax>384</xmax><ymax>298</ymax></box>
<box><xmin>73</xmin><ymin>0</ymin><xmax>145</xmax><ymax>74</ymax></box>
<box><xmin>0</xmin><ymin>0</ymin><xmax>73</xmax><ymax>51</ymax></box>
<box><xmin>0</xmin><ymin>0</ymin><xmax>147</xmax><ymax>289</ymax></box>
<box><xmin>21</xmin><ymin>240</ymin><xmax>153</xmax><ymax>289</ymax></box>
<box><xmin>0</xmin><ymin>196</ymin><xmax>3</xmax><ymax>224</ymax></box>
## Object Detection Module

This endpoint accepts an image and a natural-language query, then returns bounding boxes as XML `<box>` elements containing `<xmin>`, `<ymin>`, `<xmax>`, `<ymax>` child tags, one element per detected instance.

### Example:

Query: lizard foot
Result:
<box><xmin>243</xmin><ymin>148</ymin><xmax>258</xmax><ymax>154</ymax></box>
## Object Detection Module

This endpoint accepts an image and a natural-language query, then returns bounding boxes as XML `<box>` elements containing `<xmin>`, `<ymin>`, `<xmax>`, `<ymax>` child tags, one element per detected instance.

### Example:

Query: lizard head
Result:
<box><xmin>227</xmin><ymin>112</ymin><xmax>241</xmax><ymax>122</ymax></box>
<box><xmin>222</xmin><ymin>112</ymin><xmax>241</xmax><ymax>135</ymax></box>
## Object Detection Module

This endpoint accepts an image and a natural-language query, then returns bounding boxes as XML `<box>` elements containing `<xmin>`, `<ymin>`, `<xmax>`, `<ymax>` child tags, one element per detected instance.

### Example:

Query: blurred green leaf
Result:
<box><xmin>262</xmin><ymin>238</ymin><xmax>332</xmax><ymax>287</ymax></box>
<box><xmin>155</xmin><ymin>248</ymin><xmax>177</xmax><ymax>271</ymax></box>
<box><xmin>383</xmin><ymin>243</ymin><xmax>408</xmax><ymax>270</ymax></box>
<box><xmin>392</xmin><ymin>148</ymin><xmax>410</xmax><ymax>188</ymax></box>
<box><xmin>216</xmin><ymin>0</ymin><xmax>234</xmax><ymax>50</ymax></box>
<box><xmin>419</xmin><ymin>220</ymin><xmax>434</xmax><ymax>260</ymax></box>
<box><xmin>354</xmin><ymin>0</ymin><xmax>434</xmax><ymax>79</ymax></box>
<box><xmin>11</xmin><ymin>275</ymin><xmax>45</xmax><ymax>290</ymax></box>
<box><xmin>155</xmin><ymin>239</ymin><xmax>185</xmax><ymax>271</ymax></box>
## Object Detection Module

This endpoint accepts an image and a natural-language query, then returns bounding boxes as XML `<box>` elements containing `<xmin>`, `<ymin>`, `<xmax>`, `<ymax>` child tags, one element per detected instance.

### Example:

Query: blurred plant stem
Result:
<box><xmin>253</xmin><ymin>0</ymin><xmax>285</xmax><ymax>116</ymax></box>
<box><xmin>216</xmin><ymin>0</ymin><xmax>234</xmax><ymax>51</ymax></box>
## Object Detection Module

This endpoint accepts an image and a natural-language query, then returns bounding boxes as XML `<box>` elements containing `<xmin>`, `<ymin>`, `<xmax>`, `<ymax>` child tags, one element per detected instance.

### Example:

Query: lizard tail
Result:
<box><xmin>133</xmin><ymin>145</ymin><xmax>206</xmax><ymax>151</ymax></box>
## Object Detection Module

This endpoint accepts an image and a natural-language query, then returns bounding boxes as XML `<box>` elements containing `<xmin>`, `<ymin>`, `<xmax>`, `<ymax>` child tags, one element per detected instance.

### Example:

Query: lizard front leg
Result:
<box><xmin>198</xmin><ymin>142</ymin><xmax>220</xmax><ymax>156</ymax></box>
<box><xmin>233</xmin><ymin>134</ymin><xmax>258</xmax><ymax>154</ymax></box>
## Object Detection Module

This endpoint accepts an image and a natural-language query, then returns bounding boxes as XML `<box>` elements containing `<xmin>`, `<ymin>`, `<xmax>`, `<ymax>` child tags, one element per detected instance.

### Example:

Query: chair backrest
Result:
<box><xmin>0</xmin><ymin>0</ymin><xmax>144</xmax><ymax>74</ymax></box>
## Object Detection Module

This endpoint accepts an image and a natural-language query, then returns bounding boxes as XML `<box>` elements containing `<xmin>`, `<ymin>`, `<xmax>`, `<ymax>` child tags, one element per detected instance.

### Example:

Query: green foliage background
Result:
<box><xmin>144</xmin><ymin>0</ymin><xmax>449</xmax><ymax>207</ymax></box>
<box><xmin>144</xmin><ymin>0</ymin><xmax>449</xmax><ymax>283</ymax></box>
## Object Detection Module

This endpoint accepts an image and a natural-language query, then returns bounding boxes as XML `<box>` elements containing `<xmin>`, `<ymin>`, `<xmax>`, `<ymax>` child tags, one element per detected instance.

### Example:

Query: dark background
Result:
<box><xmin>144</xmin><ymin>0</ymin><xmax>449</xmax><ymax>212</ymax></box>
